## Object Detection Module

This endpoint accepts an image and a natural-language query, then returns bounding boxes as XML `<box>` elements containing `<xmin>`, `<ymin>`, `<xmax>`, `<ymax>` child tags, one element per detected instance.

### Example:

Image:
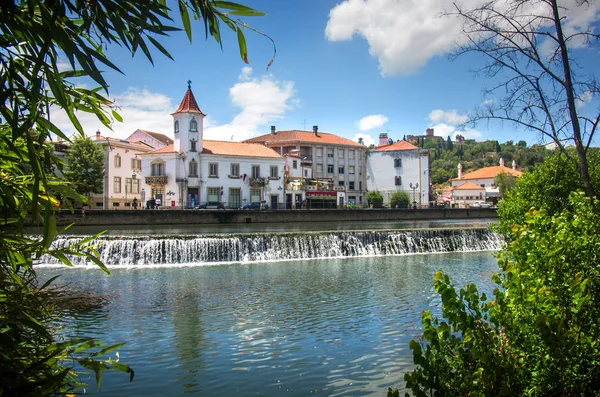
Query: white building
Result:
<box><xmin>137</xmin><ymin>84</ymin><xmax>285</xmax><ymax>209</ymax></box>
<box><xmin>450</xmin><ymin>160</ymin><xmax>523</xmax><ymax>201</ymax></box>
<box><xmin>366</xmin><ymin>135</ymin><xmax>430</xmax><ymax>207</ymax></box>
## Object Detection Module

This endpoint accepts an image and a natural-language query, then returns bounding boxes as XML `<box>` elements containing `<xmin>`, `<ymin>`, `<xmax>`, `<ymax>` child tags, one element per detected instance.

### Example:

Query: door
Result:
<box><xmin>270</xmin><ymin>195</ymin><xmax>278</xmax><ymax>210</ymax></box>
<box><xmin>229</xmin><ymin>188</ymin><xmax>241</xmax><ymax>209</ymax></box>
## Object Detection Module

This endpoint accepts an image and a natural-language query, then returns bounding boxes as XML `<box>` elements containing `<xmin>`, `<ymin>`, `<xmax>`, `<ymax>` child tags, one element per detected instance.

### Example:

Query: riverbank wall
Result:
<box><xmin>54</xmin><ymin>208</ymin><xmax>497</xmax><ymax>226</ymax></box>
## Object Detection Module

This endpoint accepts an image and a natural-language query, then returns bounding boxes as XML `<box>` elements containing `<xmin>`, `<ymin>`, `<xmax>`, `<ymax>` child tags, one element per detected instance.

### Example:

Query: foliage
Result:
<box><xmin>366</xmin><ymin>190</ymin><xmax>384</xmax><ymax>208</ymax></box>
<box><xmin>495</xmin><ymin>149</ymin><xmax>600</xmax><ymax>235</ymax></box>
<box><xmin>64</xmin><ymin>137</ymin><xmax>105</xmax><ymax>198</ymax></box>
<box><xmin>403</xmin><ymin>193</ymin><xmax>600</xmax><ymax>396</ymax></box>
<box><xmin>448</xmin><ymin>0</ymin><xmax>599</xmax><ymax>198</ymax></box>
<box><xmin>0</xmin><ymin>0</ymin><xmax>265</xmax><ymax>394</ymax></box>
<box><xmin>390</xmin><ymin>191</ymin><xmax>411</xmax><ymax>208</ymax></box>
<box><xmin>493</xmin><ymin>172</ymin><xmax>517</xmax><ymax>197</ymax></box>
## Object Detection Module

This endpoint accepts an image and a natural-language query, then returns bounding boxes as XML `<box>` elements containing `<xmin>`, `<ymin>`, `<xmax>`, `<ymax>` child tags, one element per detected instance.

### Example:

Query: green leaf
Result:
<box><xmin>236</xmin><ymin>26</ymin><xmax>249</xmax><ymax>64</ymax></box>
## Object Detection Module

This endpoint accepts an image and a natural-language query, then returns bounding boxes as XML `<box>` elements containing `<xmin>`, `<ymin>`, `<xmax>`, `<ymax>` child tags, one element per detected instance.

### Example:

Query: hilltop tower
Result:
<box><xmin>172</xmin><ymin>80</ymin><xmax>206</xmax><ymax>154</ymax></box>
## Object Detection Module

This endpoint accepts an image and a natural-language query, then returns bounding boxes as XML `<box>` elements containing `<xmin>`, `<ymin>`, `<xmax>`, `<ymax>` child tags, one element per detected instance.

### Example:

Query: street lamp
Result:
<box><xmin>409</xmin><ymin>182</ymin><xmax>419</xmax><ymax>209</ymax></box>
<box><xmin>300</xmin><ymin>157</ymin><xmax>307</xmax><ymax>209</ymax></box>
<box><xmin>131</xmin><ymin>173</ymin><xmax>137</xmax><ymax>209</ymax></box>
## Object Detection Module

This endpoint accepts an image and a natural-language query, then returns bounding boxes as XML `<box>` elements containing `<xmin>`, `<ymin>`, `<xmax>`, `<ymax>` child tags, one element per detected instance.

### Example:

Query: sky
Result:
<box><xmin>51</xmin><ymin>0</ymin><xmax>600</xmax><ymax>148</ymax></box>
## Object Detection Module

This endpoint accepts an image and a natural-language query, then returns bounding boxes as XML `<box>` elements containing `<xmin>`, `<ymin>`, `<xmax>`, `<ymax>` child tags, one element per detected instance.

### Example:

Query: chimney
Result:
<box><xmin>96</xmin><ymin>130</ymin><xmax>101</xmax><ymax>140</ymax></box>
<box><xmin>458</xmin><ymin>163</ymin><xmax>462</xmax><ymax>180</ymax></box>
<box><xmin>512</xmin><ymin>160</ymin><xmax>516</xmax><ymax>170</ymax></box>
<box><xmin>426</xmin><ymin>128</ymin><xmax>434</xmax><ymax>137</ymax></box>
<box><xmin>499</xmin><ymin>158</ymin><xmax>505</xmax><ymax>167</ymax></box>
<box><xmin>270</xmin><ymin>125</ymin><xmax>276</xmax><ymax>135</ymax></box>
<box><xmin>378</xmin><ymin>133</ymin><xmax>389</xmax><ymax>146</ymax></box>
<box><xmin>313</xmin><ymin>125</ymin><xmax>318</xmax><ymax>136</ymax></box>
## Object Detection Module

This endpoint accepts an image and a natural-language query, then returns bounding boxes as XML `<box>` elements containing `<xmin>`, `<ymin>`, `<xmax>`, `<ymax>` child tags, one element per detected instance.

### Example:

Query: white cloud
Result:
<box><xmin>50</xmin><ymin>87</ymin><xmax>174</xmax><ymax>139</ymax></box>
<box><xmin>428</xmin><ymin>109</ymin><xmax>468</xmax><ymax>125</ymax></box>
<box><xmin>352</xmin><ymin>132</ymin><xmax>375</xmax><ymax>147</ymax></box>
<box><xmin>357</xmin><ymin>114</ymin><xmax>388</xmax><ymax>131</ymax></box>
<box><xmin>204</xmin><ymin>69</ymin><xmax>296</xmax><ymax>141</ymax></box>
<box><xmin>576</xmin><ymin>90</ymin><xmax>593</xmax><ymax>109</ymax></box>
<box><xmin>325</xmin><ymin>0</ymin><xmax>600</xmax><ymax>75</ymax></box>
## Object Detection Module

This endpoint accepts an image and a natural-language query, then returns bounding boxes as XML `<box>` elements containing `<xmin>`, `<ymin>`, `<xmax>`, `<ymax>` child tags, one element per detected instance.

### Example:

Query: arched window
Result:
<box><xmin>174</xmin><ymin>120</ymin><xmax>179</xmax><ymax>133</ymax></box>
<box><xmin>190</xmin><ymin>118</ymin><xmax>197</xmax><ymax>132</ymax></box>
<box><xmin>190</xmin><ymin>139</ymin><xmax>197</xmax><ymax>152</ymax></box>
<box><xmin>189</xmin><ymin>160</ymin><xmax>198</xmax><ymax>177</ymax></box>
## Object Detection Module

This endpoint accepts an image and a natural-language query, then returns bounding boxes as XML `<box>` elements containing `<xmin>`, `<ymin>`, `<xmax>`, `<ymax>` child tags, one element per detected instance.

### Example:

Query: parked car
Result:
<box><xmin>196</xmin><ymin>201</ymin><xmax>225</xmax><ymax>209</ymax></box>
<box><xmin>242</xmin><ymin>202</ymin><xmax>269</xmax><ymax>210</ymax></box>
<box><xmin>471</xmin><ymin>201</ymin><xmax>492</xmax><ymax>208</ymax></box>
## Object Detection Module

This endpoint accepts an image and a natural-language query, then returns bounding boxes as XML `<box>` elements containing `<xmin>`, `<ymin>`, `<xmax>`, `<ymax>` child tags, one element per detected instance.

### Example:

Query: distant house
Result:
<box><xmin>451</xmin><ymin>181</ymin><xmax>486</xmax><ymax>207</ymax></box>
<box><xmin>127</xmin><ymin>129</ymin><xmax>173</xmax><ymax>150</ymax></box>
<box><xmin>450</xmin><ymin>159</ymin><xmax>523</xmax><ymax>201</ymax></box>
<box><xmin>366</xmin><ymin>134</ymin><xmax>430</xmax><ymax>207</ymax></box>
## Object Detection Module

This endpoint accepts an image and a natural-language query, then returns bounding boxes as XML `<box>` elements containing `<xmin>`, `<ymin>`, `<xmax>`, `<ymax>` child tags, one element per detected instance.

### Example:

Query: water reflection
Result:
<box><xmin>39</xmin><ymin>252</ymin><xmax>498</xmax><ymax>396</ymax></box>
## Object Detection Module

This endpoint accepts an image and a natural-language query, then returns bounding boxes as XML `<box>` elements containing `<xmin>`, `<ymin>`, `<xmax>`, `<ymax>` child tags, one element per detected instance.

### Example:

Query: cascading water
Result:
<box><xmin>40</xmin><ymin>228</ymin><xmax>502</xmax><ymax>266</ymax></box>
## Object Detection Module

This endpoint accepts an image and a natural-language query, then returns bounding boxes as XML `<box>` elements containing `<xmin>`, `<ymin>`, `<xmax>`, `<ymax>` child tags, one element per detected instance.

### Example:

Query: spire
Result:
<box><xmin>172</xmin><ymin>81</ymin><xmax>205</xmax><ymax>115</ymax></box>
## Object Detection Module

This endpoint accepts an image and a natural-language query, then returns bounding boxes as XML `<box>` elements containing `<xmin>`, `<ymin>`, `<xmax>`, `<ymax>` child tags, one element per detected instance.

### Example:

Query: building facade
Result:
<box><xmin>245</xmin><ymin>125</ymin><xmax>367</xmax><ymax>208</ymax></box>
<box><xmin>450</xmin><ymin>160</ymin><xmax>523</xmax><ymax>202</ymax></box>
<box><xmin>366</xmin><ymin>136</ymin><xmax>430</xmax><ymax>207</ymax></box>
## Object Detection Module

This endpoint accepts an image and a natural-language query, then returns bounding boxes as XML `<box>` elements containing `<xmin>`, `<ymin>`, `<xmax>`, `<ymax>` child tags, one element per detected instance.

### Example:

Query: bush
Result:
<box><xmin>403</xmin><ymin>193</ymin><xmax>600</xmax><ymax>395</ymax></box>
<box><xmin>390</xmin><ymin>191</ymin><xmax>411</xmax><ymax>208</ymax></box>
<box><xmin>366</xmin><ymin>190</ymin><xmax>384</xmax><ymax>208</ymax></box>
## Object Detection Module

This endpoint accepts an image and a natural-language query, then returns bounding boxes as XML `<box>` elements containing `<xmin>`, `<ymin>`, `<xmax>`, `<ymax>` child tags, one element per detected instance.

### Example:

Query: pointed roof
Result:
<box><xmin>371</xmin><ymin>140</ymin><xmax>418</xmax><ymax>152</ymax></box>
<box><xmin>172</xmin><ymin>81</ymin><xmax>205</xmax><ymax>116</ymax></box>
<box><xmin>452</xmin><ymin>181</ymin><xmax>486</xmax><ymax>191</ymax></box>
<box><xmin>451</xmin><ymin>165</ymin><xmax>523</xmax><ymax>181</ymax></box>
<box><xmin>245</xmin><ymin>129</ymin><xmax>364</xmax><ymax>147</ymax></box>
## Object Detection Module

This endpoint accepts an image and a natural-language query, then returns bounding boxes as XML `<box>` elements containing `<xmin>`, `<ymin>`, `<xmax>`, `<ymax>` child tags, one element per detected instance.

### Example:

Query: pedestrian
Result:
<box><xmin>150</xmin><ymin>197</ymin><xmax>156</xmax><ymax>209</ymax></box>
<box><xmin>132</xmin><ymin>197</ymin><xmax>138</xmax><ymax>210</ymax></box>
<box><xmin>155</xmin><ymin>197</ymin><xmax>161</xmax><ymax>209</ymax></box>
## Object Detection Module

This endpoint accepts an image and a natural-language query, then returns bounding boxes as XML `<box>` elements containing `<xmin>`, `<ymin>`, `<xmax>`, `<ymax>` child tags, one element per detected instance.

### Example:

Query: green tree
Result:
<box><xmin>446</xmin><ymin>135</ymin><xmax>453</xmax><ymax>150</ymax></box>
<box><xmin>0</xmin><ymin>0</ymin><xmax>265</xmax><ymax>394</ymax></box>
<box><xmin>390</xmin><ymin>191</ymin><xmax>411</xmax><ymax>208</ymax></box>
<box><xmin>449</xmin><ymin>0</ymin><xmax>599</xmax><ymax>198</ymax></box>
<box><xmin>64</xmin><ymin>138</ymin><xmax>105</xmax><ymax>202</ymax></box>
<box><xmin>404</xmin><ymin>193</ymin><xmax>600</xmax><ymax>396</ymax></box>
<box><xmin>366</xmin><ymin>190</ymin><xmax>384</xmax><ymax>208</ymax></box>
<box><xmin>493</xmin><ymin>172</ymin><xmax>517</xmax><ymax>197</ymax></box>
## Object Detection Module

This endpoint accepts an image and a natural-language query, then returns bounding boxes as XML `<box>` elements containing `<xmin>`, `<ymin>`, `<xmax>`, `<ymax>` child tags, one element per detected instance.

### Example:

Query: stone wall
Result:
<box><xmin>54</xmin><ymin>208</ymin><xmax>497</xmax><ymax>226</ymax></box>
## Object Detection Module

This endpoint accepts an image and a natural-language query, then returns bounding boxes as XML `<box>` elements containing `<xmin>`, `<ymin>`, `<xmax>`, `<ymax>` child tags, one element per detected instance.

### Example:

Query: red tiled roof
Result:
<box><xmin>172</xmin><ymin>88</ymin><xmax>205</xmax><ymax>115</ymax></box>
<box><xmin>371</xmin><ymin>140</ymin><xmax>418</xmax><ymax>151</ymax></box>
<box><xmin>451</xmin><ymin>165</ymin><xmax>523</xmax><ymax>181</ymax></box>
<box><xmin>139</xmin><ymin>130</ymin><xmax>173</xmax><ymax>145</ymax></box>
<box><xmin>245</xmin><ymin>130</ymin><xmax>364</xmax><ymax>147</ymax></box>
<box><xmin>144</xmin><ymin>141</ymin><xmax>282</xmax><ymax>158</ymax></box>
<box><xmin>203</xmin><ymin>140</ymin><xmax>281</xmax><ymax>158</ymax></box>
<box><xmin>452</xmin><ymin>181</ymin><xmax>486</xmax><ymax>190</ymax></box>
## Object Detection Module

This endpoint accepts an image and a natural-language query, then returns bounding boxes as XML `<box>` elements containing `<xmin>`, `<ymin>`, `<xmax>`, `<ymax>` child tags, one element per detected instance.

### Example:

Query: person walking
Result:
<box><xmin>132</xmin><ymin>197</ymin><xmax>138</xmax><ymax>210</ymax></box>
<box><xmin>155</xmin><ymin>197</ymin><xmax>161</xmax><ymax>209</ymax></box>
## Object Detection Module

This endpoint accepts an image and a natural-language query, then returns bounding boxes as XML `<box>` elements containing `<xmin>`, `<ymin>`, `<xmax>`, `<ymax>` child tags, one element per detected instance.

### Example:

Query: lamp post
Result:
<box><xmin>300</xmin><ymin>157</ymin><xmax>307</xmax><ymax>209</ymax></box>
<box><xmin>131</xmin><ymin>173</ymin><xmax>137</xmax><ymax>209</ymax></box>
<box><xmin>409</xmin><ymin>182</ymin><xmax>419</xmax><ymax>209</ymax></box>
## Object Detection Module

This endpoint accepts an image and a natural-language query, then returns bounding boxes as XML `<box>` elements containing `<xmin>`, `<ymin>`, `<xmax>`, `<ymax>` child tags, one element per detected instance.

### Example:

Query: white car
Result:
<box><xmin>471</xmin><ymin>201</ymin><xmax>492</xmax><ymax>208</ymax></box>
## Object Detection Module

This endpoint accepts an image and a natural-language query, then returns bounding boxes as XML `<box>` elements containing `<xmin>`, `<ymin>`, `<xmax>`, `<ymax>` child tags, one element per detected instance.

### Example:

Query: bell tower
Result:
<box><xmin>172</xmin><ymin>80</ymin><xmax>206</xmax><ymax>153</ymax></box>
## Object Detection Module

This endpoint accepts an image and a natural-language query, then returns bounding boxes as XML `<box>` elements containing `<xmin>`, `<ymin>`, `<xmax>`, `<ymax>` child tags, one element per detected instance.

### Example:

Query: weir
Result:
<box><xmin>43</xmin><ymin>228</ymin><xmax>502</xmax><ymax>266</ymax></box>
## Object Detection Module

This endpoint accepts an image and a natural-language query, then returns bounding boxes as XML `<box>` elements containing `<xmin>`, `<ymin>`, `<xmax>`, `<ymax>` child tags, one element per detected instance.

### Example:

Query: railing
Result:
<box><xmin>145</xmin><ymin>175</ymin><xmax>168</xmax><ymax>185</ymax></box>
<box><xmin>249</xmin><ymin>177</ymin><xmax>268</xmax><ymax>187</ymax></box>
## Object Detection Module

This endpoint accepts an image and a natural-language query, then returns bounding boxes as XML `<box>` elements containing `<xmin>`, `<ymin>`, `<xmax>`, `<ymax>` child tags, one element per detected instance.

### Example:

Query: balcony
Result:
<box><xmin>249</xmin><ymin>177</ymin><xmax>268</xmax><ymax>187</ymax></box>
<box><xmin>145</xmin><ymin>175</ymin><xmax>168</xmax><ymax>185</ymax></box>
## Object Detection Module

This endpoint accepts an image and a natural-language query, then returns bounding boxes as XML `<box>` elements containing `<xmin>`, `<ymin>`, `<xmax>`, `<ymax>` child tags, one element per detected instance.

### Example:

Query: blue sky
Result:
<box><xmin>53</xmin><ymin>0</ymin><xmax>600</xmax><ymax>147</ymax></box>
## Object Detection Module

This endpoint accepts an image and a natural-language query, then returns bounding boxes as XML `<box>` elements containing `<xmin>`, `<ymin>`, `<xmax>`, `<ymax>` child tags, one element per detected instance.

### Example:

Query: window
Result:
<box><xmin>359</xmin><ymin>181</ymin><xmax>362</xmax><ymax>191</ymax></box>
<box><xmin>316</xmin><ymin>147</ymin><xmax>323</xmax><ymax>157</ymax></box>
<box><xmin>338</xmin><ymin>180</ymin><xmax>345</xmax><ymax>187</ymax></box>
<box><xmin>151</xmin><ymin>188</ymin><xmax>164</xmax><ymax>201</ymax></box>
<box><xmin>293</xmin><ymin>160</ymin><xmax>297</xmax><ymax>169</ymax></box>
<box><xmin>327</xmin><ymin>164</ymin><xmax>334</xmax><ymax>174</ymax></box>
<box><xmin>250</xmin><ymin>188</ymin><xmax>261</xmax><ymax>203</ymax></box>
<box><xmin>349</xmin><ymin>150</ymin><xmax>355</xmax><ymax>159</ymax></box>
<box><xmin>131</xmin><ymin>158</ymin><xmax>141</xmax><ymax>170</ymax></box>
<box><xmin>230</xmin><ymin>163</ymin><xmax>240</xmax><ymax>177</ymax></box>
<box><xmin>207</xmin><ymin>187</ymin><xmax>220</xmax><ymax>202</ymax></box>
<box><xmin>338</xmin><ymin>166</ymin><xmax>344</xmax><ymax>174</ymax></box>
<box><xmin>304</xmin><ymin>169</ymin><xmax>308</xmax><ymax>177</ymax></box>
<box><xmin>251</xmin><ymin>165</ymin><xmax>260</xmax><ymax>179</ymax></box>
<box><xmin>114</xmin><ymin>154</ymin><xmax>121</xmax><ymax>168</ymax></box>
<box><xmin>395</xmin><ymin>176</ymin><xmax>402</xmax><ymax>186</ymax></box>
<box><xmin>133</xmin><ymin>178</ymin><xmax>140</xmax><ymax>194</ymax></box>
<box><xmin>190</xmin><ymin>140</ymin><xmax>196</xmax><ymax>152</ymax></box>
<box><xmin>327</xmin><ymin>148</ymin><xmax>334</xmax><ymax>158</ymax></box>
<box><xmin>151</xmin><ymin>162</ymin><xmax>164</xmax><ymax>176</ymax></box>
<box><xmin>316</xmin><ymin>164</ymin><xmax>323</xmax><ymax>174</ymax></box>
<box><xmin>190</xmin><ymin>118</ymin><xmax>197</xmax><ymax>132</ymax></box>
<box><xmin>125</xmin><ymin>177</ymin><xmax>133</xmax><ymax>193</ymax></box>
<box><xmin>174</xmin><ymin>120</ymin><xmax>179</xmax><ymax>133</ymax></box>
<box><xmin>189</xmin><ymin>160</ymin><xmax>198</xmax><ymax>177</ymax></box>
<box><xmin>114</xmin><ymin>177</ymin><xmax>121</xmax><ymax>193</ymax></box>
<box><xmin>349</xmin><ymin>181</ymin><xmax>355</xmax><ymax>190</ymax></box>
<box><xmin>349</xmin><ymin>166</ymin><xmax>355</xmax><ymax>175</ymax></box>
<box><xmin>270</xmin><ymin>165</ymin><xmax>278</xmax><ymax>178</ymax></box>
<box><xmin>394</xmin><ymin>158</ymin><xmax>402</xmax><ymax>167</ymax></box>
<box><xmin>338</xmin><ymin>149</ymin><xmax>344</xmax><ymax>159</ymax></box>
<box><xmin>209</xmin><ymin>163</ymin><xmax>218</xmax><ymax>177</ymax></box>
